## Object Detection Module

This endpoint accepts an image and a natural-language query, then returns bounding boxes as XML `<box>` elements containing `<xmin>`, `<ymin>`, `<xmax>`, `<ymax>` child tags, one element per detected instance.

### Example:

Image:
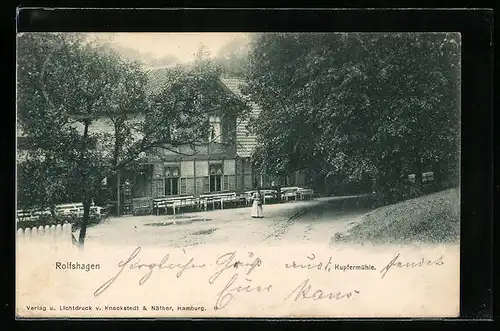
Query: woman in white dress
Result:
<box><xmin>251</xmin><ymin>188</ymin><xmax>264</xmax><ymax>218</ymax></box>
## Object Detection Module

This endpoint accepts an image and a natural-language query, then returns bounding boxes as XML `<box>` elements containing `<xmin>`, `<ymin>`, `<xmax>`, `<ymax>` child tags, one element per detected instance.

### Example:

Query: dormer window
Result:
<box><xmin>209</xmin><ymin>115</ymin><xmax>221</xmax><ymax>143</ymax></box>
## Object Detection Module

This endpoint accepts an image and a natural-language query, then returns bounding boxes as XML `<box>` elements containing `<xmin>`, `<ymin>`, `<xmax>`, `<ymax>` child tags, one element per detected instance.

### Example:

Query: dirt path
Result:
<box><xmin>82</xmin><ymin>196</ymin><xmax>372</xmax><ymax>248</ymax></box>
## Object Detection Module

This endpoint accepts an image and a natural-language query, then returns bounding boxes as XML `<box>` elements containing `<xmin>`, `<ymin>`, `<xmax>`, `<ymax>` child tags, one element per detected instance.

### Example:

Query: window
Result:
<box><xmin>209</xmin><ymin>164</ymin><xmax>223</xmax><ymax>192</ymax></box>
<box><xmin>209</xmin><ymin>116</ymin><xmax>221</xmax><ymax>143</ymax></box>
<box><xmin>221</xmin><ymin>117</ymin><xmax>235</xmax><ymax>145</ymax></box>
<box><xmin>164</xmin><ymin>166</ymin><xmax>179</xmax><ymax>196</ymax></box>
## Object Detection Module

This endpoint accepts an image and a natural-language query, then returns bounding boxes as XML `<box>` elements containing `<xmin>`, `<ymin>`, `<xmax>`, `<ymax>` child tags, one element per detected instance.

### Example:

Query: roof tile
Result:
<box><xmin>220</xmin><ymin>77</ymin><xmax>261</xmax><ymax>158</ymax></box>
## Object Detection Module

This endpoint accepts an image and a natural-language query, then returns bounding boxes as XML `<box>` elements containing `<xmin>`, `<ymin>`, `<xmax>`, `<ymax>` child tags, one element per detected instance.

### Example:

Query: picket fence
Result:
<box><xmin>16</xmin><ymin>223</ymin><xmax>73</xmax><ymax>247</ymax></box>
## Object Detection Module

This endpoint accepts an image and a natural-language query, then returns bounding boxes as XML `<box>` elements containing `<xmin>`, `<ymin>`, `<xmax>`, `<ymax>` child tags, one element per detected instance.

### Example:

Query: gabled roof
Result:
<box><xmin>17</xmin><ymin>71</ymin><xmax>263</xmax><ymax>160</ymax></box>
<box><xmin>146</xmin><ymin>67</ymin><xmax>176</xmax><ymax>96</ymax></box>
<box><xmin>146</xmin><ymin>73</ymin><xmax>262</xmax><ymax>159</ymax></box>
<box><xmin>219</xmin><ymin>77</ymin><xmax>261</xmax><ymax>159</ymax></box>
<box><xmin>219</xmin><ymin>77</ymin><xmax>247</xmax><ymax>99</ymax></box>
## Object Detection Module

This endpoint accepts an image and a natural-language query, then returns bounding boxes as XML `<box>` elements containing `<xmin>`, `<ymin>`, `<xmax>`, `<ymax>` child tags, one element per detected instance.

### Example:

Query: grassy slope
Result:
<box><xmin>336</xmin><ymin>188</ymin><xmax>460</xmax><ymax>245</ymax></box>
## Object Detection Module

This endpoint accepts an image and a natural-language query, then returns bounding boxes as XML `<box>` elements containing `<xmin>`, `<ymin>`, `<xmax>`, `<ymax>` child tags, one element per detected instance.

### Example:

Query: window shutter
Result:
<box><xmin>223</xmin><ymin>175</ymin><xmax>229</xmax><ymax>191</ymax></box>
<box><xmin>180</xmin><ymin>178</ymin><xmax>187</xmax><ymax>194</ymax></box>
<box><xmin>203</xmin><ymin>176</ymin><xmax>209</xmax><ymax>193</ymax></box>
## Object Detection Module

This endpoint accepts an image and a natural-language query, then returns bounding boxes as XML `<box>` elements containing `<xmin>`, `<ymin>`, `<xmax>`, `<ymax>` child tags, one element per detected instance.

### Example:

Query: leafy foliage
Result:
<box><xmin>17</xmin><ymin>34</ymin><xmax>249</xmax><ymax>246</ymax></box>
<box><xmin>244</xmin><ymin>33</ymin><xmax>460</xmax><ymax>200</ymax></box>
<box><xmin>214</xmin><ymin>36</ymin><xmax>250</xmax><ymax>77</ymax></box>
<box><xmin>17</xmin><ymin>33</ymin><xmax>108</xmax><ymax>209</ymax></box>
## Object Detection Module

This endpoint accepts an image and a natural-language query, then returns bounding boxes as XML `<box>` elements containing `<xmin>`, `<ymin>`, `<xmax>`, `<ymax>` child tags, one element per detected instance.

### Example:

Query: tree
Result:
<box><xmin>110</xmin><ymin>43</ymin><xmax>179</xmax><ymax>67</ymax></box>
<box><xmin>244</xmin><ymin>33</ymin><xmax>460</xmax><ymax>201</ymax></box>
<box><xmin>17</xmin><ymin>34</ymin><xmax>249</xmax><ymax>247</ymax></box>
<box><xmin>215</xmin><ymin>36</ymin><xmax>250</xmax><ymax>77</ymax></box>
<box><xmin>17</xmin><ymin>33</ymin><xmax>141</xmax><ymax>245</ymax></box>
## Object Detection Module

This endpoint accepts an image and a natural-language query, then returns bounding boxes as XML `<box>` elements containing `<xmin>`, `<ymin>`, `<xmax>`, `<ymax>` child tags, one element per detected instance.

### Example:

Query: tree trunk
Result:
<box><xmin>117</xmin><ymin>171</ymin><xmax>121</xmax><ymax>217</ymax></box>
<box><xmin>77</xmin><ymin>120</ymin><xmax>90</xmax><ymax>249</ymax></box>
<box><xmin>50</xmin><ymin>204</ymin><xmax>57</xmax><ymax>222</ymax></box>
<box><xmin>78</xmin><ymin>197</ymin><xmax>91</xmax><ymax>248</ymax></box>
<box><xmin>323</xmin><ymin>173</ymin><xmax>330</xmax><ymax>197</ymax></box>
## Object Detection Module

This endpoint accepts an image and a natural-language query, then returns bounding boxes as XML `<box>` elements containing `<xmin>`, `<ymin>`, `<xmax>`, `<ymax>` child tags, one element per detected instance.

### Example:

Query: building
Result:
<box><xmin>128</xmin><ymin>73</ymin><xmax>308</xmax><ymax>204</ymax></box>
<box><xmin>17</xmin><ymin>68</ymin><xmax>310</xmax><ymax>213</ymax></box>
<box><xmin>131</xmin><ymin>74</ymin><xmax>258</xmax><ymax>200</ymax></box>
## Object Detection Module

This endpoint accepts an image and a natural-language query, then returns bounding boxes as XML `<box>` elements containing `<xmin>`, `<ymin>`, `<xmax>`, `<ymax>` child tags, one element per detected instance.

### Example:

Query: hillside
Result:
<box><xmin>333</xmin><ymin>188</ymin><xmax>460</xmax><ymax>245</ymax></box>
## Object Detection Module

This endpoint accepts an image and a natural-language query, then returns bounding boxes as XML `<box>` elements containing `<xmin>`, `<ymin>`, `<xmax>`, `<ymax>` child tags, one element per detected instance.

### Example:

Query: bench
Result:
<box><xmin>17</xmin><ymin>209</ymin><xmax>50</xmax><ymax>222</ymax></box>
<box><xmin>56</xmin><ymin>203</ymin><xmax>84</xmax><ymax>216</ymax></box>
<box><xmin>244</xmin><ymin>190</ymin><xmax>278</xmax><ymax>205</ymax></box>
<box><xmin>153</xmin><ymin>196</ymin><xmax>196</xmax><ymax>215</ymax></box>
<box><xmin>17</xmin><ymin>203</ymin><xmax>103</xmax><ymax>222</ymax></box>
<box><xmin>261</xmin><ymin>189</ymin><xmax>277</xmax><ymax>200</ymax></box>
<box><xmin>55</xmin><ymin>203</ymin><xmax>103</xmax><ymax>216</ymax></box>
<box><xmin>280</xmin><ymin>186</ymin><xmax>301</xmax><ymax>201</ymax></box>
<box><xmin>297</xmin><ymin>188</ymin><xmax>314</xmax><ymax>200</ymax></box>
<box><xmin>199</xmin><ymin>192</ymin><xmax>242</xmax><ymax>211</ymax></box>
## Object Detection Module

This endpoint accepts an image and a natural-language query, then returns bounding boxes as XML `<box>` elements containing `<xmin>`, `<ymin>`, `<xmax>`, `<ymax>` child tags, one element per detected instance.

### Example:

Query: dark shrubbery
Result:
<box><xmin>374</xmin><ymin>178</ymin><xmax>456</xmax><ymax>208</ymax></box>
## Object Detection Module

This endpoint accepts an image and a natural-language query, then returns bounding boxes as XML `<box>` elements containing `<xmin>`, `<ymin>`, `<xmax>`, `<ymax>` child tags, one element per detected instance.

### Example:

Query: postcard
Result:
<box><xmin>16</xmin><ymin>32</ymin><xmax>461</xmax><ymax>318</ymax></box>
